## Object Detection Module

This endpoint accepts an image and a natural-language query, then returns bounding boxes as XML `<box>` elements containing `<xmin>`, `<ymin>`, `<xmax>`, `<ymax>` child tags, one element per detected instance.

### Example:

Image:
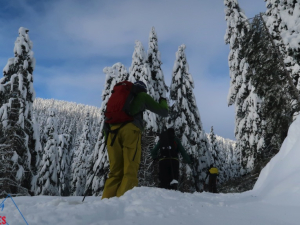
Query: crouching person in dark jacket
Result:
<box><xmin>151</xmin><ymin>128</ymin><xmax>191</xmax><ymax>190</ymax></box>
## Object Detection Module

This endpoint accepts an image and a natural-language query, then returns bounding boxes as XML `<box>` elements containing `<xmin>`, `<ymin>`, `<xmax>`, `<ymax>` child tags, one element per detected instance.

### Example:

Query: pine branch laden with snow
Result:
<box><xmin>0</xmin><ymin>27</ymin><xmax>39</xmax><ymax>196</ymax></box>
<box><xmin>168</xmin><ymin>44</ymin><xmax>210</xmax><ymax>191</ymax></box>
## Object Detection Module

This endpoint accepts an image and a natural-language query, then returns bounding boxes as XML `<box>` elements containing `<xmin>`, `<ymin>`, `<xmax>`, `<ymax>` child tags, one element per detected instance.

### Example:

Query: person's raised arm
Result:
<box><xmin>130</xmin><ymin>92</ymin><xmax>168</xmax><ymax>117</ymax></box>
<box><xmin>175</xmin><ymin>138</ymin><xmax>191</xmax><ymax>164</ymax></box>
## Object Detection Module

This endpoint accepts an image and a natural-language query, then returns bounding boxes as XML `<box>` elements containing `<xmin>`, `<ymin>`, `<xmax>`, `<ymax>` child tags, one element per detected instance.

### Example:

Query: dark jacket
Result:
<box><xmin>151</xmin><ymin>137</ymin><xmax>191</xmax><ymax>164</ymax></box>
<box><xmin>129</xmin><ymin>92</ymin><xmax>168</xmax><ymax>130</ymax></box>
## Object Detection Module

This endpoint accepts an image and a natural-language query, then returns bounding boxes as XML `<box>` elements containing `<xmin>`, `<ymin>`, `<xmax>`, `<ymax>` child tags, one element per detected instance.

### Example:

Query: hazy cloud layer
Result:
<box><xmin>0</xmin><ymin>0</ymin><xmax>266</xmax><ymax>139</ymax></box>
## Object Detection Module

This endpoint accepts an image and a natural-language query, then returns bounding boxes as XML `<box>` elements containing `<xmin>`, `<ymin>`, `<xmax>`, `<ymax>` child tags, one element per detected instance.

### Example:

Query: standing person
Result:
<box><xmin>205</xmin><ymin>164</ymin><xmax>219</xmax><ymax>193</ymax></box>
<box><xmin>151</xmin><ymin>128</ymin><xmax>191</xmax><ymax>190</ymax></box>
<box><xmin>101</xmin><ymin>81</ymin><xmax>168</xmax><ymax>199</ymax></box>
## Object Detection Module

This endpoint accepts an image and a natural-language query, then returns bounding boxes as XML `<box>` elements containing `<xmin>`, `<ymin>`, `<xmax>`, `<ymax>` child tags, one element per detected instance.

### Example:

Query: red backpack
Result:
<box><xmin>105</xmin><ymin>81</ymin><xmax>135</xmax><ymax>124</ymax></box>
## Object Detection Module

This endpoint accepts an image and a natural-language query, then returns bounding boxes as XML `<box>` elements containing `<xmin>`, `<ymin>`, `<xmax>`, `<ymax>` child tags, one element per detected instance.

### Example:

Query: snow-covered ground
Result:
<box><xmin>0</xmin><ymin>187</ymin><xmax>297</xmax><ymax>225</ymax></box>
<box><xmin>2</xmin><ymin>116</ymin><xmax>300</xmax><ymax>225</ymax></box>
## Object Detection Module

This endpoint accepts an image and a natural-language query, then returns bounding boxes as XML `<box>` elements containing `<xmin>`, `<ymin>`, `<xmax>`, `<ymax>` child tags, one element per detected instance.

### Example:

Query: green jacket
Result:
<box><xmin>151</xmin><ymin>137</ymin><xmax>191</xmax><ymax>164</ymax></box>
<box><xmin>129</xmin><ymin>92</ymin><xmax>168</xmax><ymax>130</ymax></box>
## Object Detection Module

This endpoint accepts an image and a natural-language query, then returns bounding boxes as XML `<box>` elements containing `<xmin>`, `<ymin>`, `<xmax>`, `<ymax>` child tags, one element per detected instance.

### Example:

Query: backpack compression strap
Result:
<box><xmin>109</xmin><ymin>121</ymin><xmax>131</xmax><ymax>146</ymax></box>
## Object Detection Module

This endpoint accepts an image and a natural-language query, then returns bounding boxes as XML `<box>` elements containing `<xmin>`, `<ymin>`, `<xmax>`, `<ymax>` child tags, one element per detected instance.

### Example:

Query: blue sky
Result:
<box><xmin>0</xmin><ymin>0</ymin><xmax>266</xmax><ymax>140</ymax></box>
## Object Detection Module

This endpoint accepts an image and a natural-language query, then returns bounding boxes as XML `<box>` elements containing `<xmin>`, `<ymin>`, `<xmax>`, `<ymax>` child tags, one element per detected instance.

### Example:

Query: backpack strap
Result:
<box><xmin>109</xmin><ymin>121</ymin><xmax>131</xmax><ymax>146</ymax></box>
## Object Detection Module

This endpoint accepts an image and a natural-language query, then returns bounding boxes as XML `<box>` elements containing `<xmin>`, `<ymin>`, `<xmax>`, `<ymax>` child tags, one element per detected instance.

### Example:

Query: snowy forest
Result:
<box><xmin>1</xmin><ymin>0</ymin><xmax>300</xmax><ymax>199</ymax></box>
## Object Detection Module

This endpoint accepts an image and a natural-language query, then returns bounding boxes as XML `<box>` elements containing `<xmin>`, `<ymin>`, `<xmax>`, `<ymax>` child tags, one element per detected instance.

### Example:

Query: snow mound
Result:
<box><xmin>253</xmin><ymin>115</ymin><xmax>300</xmax><ymax>205</ymax></box>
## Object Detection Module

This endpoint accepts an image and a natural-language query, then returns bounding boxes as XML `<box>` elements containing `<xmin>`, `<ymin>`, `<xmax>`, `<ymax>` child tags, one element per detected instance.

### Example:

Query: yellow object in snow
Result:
<box><xmin>209</xmin><ymin>167</ymin><xmax>219</xmax><ymax>174</ymax></box>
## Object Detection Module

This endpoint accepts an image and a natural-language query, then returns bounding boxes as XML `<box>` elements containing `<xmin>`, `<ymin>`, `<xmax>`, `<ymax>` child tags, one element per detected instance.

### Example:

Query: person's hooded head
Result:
<box><xmin>167</xmin><ymin>128</ymin><xmax>175</xmax><ymax>138</ymax></box>
<box><xmin>134</xmin><ymin>81</ymin><xmax>147</xmax><ymax>93</ymax></box>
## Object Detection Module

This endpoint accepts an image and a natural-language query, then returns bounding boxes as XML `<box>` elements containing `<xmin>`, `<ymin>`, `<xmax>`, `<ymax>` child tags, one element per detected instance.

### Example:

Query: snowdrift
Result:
<box><xmin>253</xmin><ymin>115</ymin><xmax>300</xmax><ymax>205</ymax></box>
<box><xmin>0</xmin><ymin>187</ymin><xmax>297</xmax><ymax>225</ymax></box>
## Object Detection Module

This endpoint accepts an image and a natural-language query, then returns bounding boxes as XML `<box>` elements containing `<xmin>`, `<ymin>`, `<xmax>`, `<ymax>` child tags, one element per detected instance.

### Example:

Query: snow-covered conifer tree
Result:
<box><xmin>224</xmin><ymin>0</ymin><xmax>266</xmax><ymax>175</ymax></box>
<box><xmin>37</xmin><ymin>108</ymin><xmax>59</xmax><ymax>195</ymax></box>
<box><xmin>264</xmin><ymin>0</ymin><xmax>300</xmax><ymax>89</ymax></box>
<box><xmin>239</xmin><ymin>11</ymin><xmax>300</xmax><ymax>173</ymax></box>
<box><xmin>209</xmin><ymin>127</ymin><xmax>221</xmax><ymax>169</ymax></box>
<box><xmin>168</xmin><ymin>44</ymin><xmax>210</xmax><ymax>191</ymax></box>
<box><xmin>127</xmin><ymin>39</ymin><xmax>160</xmax><ymax>187</ymax></box>
<box><xmin>137</xmin><ymin>28</ymin><xmax>171</xmax><ymax>187</ymax></box>
<box><xmin>224</xmin><ymin>0</ymin><xmax>250</xmax><ymax>106</ymax></box>
<box><xmin>57</xmin><ymin>119</ymin><xmax>72</xmax><ymax>196</ymax></box>
<box><xmin>0</xmin><ymin>27</ymin><xmax>39</xmax><ymax>196</ymax></box>
<box><xmin>147</xmin><ymin>27</ymin><xmax>168</xmax><ymax>102</ymax></box>
<box><xmin>85</xmin><ymin>67</ymin><xmax>118</xmax><ymax>196</ymax></box>
<box><xmin>208</xmin><ymin>126</ymin><xmax>228</xmax><ymax>183</ymax></box>
<box><xmin>71</xmin><ymin>112</ymin><xmax>92</xmax><ymax>196</ymax></box>
<box><xmin>112</xmin><ymin>62</ymin><xmax>129</xmax><ymax>83</ymax></box>
<box><xmin>207</xmin><ymin>133</ymin><xmax>237</xmax><ymax>181</ymax></box>
<box><xmin>147</xmin><ymin>27</ymin><xmax>168</xmax><ymax>132</ymax></box>
<box><xmin>129</xmin><ymin>41</ymin><xmax>158</xmax><ymax>131</ymax></box>
<box><xmin>128</xmin><ymin>40</ymin><xmax>150</xmax><ymax>85</ymax></box>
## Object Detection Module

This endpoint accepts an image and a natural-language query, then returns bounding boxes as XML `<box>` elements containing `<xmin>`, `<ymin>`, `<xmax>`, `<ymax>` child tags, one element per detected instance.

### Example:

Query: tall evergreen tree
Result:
<box><xmin>147</xmin><ymin>27</ymin><xmax>168</xmax><ymax>133</ymax></box>
<box><xmin>85</xmin><ymin>67</ymin><xmax>118</xmax><ymax>196</ymax></box>
<box><xmin>209</xmin><ymin>127</ymin><xmax>221</xmax><ymax>168</ymax></box>
<box><xmin>37</xmin><ymin>108</ymin><xmax>59</xmax><ymax>196</ymax></box>
<box><xmin>127</xmin><ymin>39</ymin><xmax>160</xmax><ymax>187</ymax></box>
<box><xmin>57</xmin><ymin>119</ymin><xmax>72</xmax><ymax>196</ymax></box>
<box><xmin>208</xmin><ymin>126</ymin><xmax>229</xmax><ymax>183</ymax></box>
<box><xmin>224</xmin><ymin>0</ymin><xmax>250</xmax><ymax>106</ymax></box>
<box><xmin>224</xmin><ymin>0</ymin><xmax>266</xmax><ymax>175</ymax></box>
<box><xmin>240</xmin><ymin>14</ymin><xmax>299</xmax><ymax>163</ymax></box>
<box><xmin>168</xmin><ymin>44</ymin><xmax>210</xmax><ymax>191</ymax></box>
<box><xmin>136</xmin><ymin>28</ymin><xmax>170</xmax><ymax>188</ymax></box>
<box><xmin>71</xmin><ymin>112</ymin><xmax>92</xmax><ymax>196</ymax></box>
<box><xmin>128</xmin><ymin>40</ymin><xmax>150</xmax><ymax>85</ymax></box>
<box><xmin>0</xmin><ymin>27</ymin><xmax>39</xmax><ymax>196</ymax></box>
<box><xmin>147</xmin><ymin>27</ymin><xmax>168</xmax><ymax>102</ymax></box>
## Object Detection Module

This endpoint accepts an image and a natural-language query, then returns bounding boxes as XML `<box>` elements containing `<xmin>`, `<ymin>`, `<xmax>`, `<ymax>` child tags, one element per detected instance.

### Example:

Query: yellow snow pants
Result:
<box><xmin>102</xmin><ymin>122</ymin><xmax>142</xmax><ymax>199</ymax></box>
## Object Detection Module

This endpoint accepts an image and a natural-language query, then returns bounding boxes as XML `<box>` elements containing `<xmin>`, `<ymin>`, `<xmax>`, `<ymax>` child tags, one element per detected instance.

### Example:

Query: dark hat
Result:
<box><xmin>134</xmin><ymin>81</ymin><xmax>147</xmax><ymax>92</ymax></box>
